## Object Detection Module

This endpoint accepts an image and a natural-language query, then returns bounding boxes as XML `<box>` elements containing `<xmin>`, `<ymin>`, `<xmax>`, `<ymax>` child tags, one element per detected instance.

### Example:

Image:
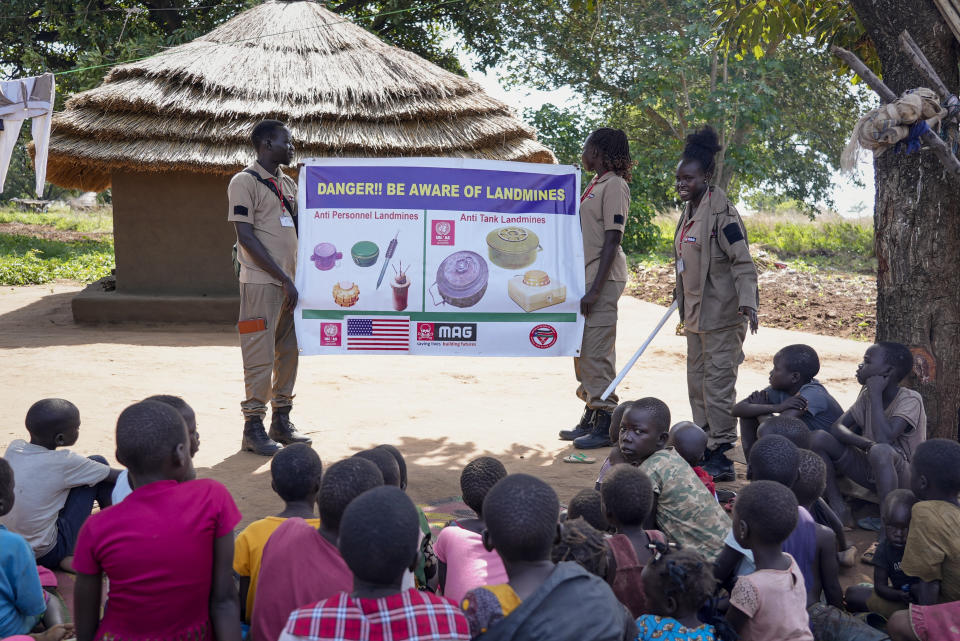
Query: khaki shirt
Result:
<box><xmin>227</xmin><ymin>162</ymin><xmax>298</xmax><ymax>285</ymax></box>
<box><xmin>673</xmin><ymin>187</ymin><xmax>758</xmax><ymax>333</ymax></box>
<box><xmin>581</xmin><ymin>172</ymin><xmax>629</xmax><ymax>285</ymax></box>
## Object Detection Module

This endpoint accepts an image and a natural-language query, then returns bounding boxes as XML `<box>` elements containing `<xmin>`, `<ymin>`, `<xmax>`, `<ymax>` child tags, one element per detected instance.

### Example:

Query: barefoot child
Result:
<box><xmin>253</xmin><ymin>457</ymin><xmax>384</xmax><ymax>641</ymax></box>
<box><xmin>811</xmin><ymin>341</ymin><xmax>925</xmax><ymax>527</ymax></box>
<box><xmin>725</xmin><ymin>481</ymin><xmax>813</xmax><ymax>641</ymax></box>
<box><xmin>1</xmin><ymin>399</ymin><xmax>120</xmax><ymax>571</ymax></box>
<box><xmin>73</xmin><ymin>400</ymin><xmax>242</xmax><ymax>641</ymax></box>
<box><xmin>599</xmin><ymin>398</ymin><xmax>729</xmax><ymax>562</ymax></box>
<box><xmin>434</xmin><ymin>456</ymin><xmax>508</xmax><ymax>602</ymax></box>
<box><xmin>234</xmin><ymin>443</ymin><xmax>322</xmax><ymax>623</ymax></box>
<box><xmin>601</xmin><ymin>465</ymin><xmax>665</xmax><ymax>616</ymax></box>
<box><xmin>461</xmin><ymin>474</ymin><xmax>633</xmax><ymax>640</ymax></box>
<box><xmin>733</xmin><ymin>344</ymin><xmax>842</xmax><ymax>458</ymax></box>
<box><xmin>668</xmin><ymin>421</ymin><xmax>716</xmax><ymax>498</ymax></box>
<box><xmin>279</xmin><ymin>486</ymin><xmax>470</xmax><ymax>641</ymax></box>
<box><xmin>637</xmin><ymin>548</ymin><xmax>718</xmax><ymax>641</ymax></box>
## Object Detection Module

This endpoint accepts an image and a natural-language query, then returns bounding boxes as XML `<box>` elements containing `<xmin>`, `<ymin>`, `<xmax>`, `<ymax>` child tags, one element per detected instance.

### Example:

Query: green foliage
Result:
<box><xmin>0</xmin><ymin>205</ymin><xmax>114</xmax><ymax>233</ymax></box>
<box><xmin>524</xmin><ymin>104</ymin><xmax>596</xmax><ymax>166</ymax></box>
<box><xmin>0</xmin><ymin>234</ymin><xmax>115</xmax><ymax>285</ymax></box>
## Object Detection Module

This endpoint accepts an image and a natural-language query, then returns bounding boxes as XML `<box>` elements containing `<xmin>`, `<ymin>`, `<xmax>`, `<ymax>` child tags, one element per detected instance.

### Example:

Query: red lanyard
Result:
<box><xmin>267</xmin><ymin>178</ymin><xmax>285</xmax><ymax>215</ymax></box>
<box><xmin>580</xmin><ymin>173</ymin><xmax>606</xmax><ymax>203</ymax></box>
<box><xmin>678</xmin><ymin>218</ymin><xmax>696</xmax><ymax>258</ymax></box>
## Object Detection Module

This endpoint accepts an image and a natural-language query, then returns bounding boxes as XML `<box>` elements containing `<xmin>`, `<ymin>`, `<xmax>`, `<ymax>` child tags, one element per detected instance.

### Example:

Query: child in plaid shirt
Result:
<box><xmin>279</xmin><ymin>486</ymin><xmax>469</xmax><ymax>641</ymax></box>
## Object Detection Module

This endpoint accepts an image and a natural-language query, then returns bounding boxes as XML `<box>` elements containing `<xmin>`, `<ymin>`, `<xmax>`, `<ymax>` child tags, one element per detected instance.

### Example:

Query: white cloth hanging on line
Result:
<box><xmin>0</xmin><ymin>73</ymin><xmax>55</xmax><ymax>196</ymax></box>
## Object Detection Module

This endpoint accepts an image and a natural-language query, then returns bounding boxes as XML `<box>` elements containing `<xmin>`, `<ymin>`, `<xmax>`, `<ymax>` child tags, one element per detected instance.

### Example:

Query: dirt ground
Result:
<box><xmin>0</xmin><ymin>282</ymin><xmax>875</xmax><ymax>585</ymax></box>
<box><xmin>0</xmin><ymin>222</ymin><xmax>110</xmax><ymax>242</ymax></box>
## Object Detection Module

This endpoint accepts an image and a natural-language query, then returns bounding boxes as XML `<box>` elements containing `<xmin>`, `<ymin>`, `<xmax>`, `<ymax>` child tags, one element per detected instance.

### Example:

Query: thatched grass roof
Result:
<box><xmin>45</xmin><ymin>0</ymin><xmax>556</xmax><ymax>191</ymax></box>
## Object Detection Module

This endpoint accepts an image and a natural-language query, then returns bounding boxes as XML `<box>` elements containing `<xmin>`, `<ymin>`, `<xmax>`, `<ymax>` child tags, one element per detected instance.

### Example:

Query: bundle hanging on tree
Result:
<box><xmin>841</xmin><ymin>87</ymin><xmax>947</xmax><ymax>171</ymax></box>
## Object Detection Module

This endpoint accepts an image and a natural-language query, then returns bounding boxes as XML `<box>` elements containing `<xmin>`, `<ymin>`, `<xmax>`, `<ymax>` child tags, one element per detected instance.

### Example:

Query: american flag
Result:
<box><xmin>346</xmin><ymin>317</ymin><xmax>410</xmax><ymax>351</ymax></box>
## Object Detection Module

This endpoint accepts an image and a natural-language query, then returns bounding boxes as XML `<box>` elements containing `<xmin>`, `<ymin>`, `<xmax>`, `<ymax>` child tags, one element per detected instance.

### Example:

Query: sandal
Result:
<box><xmin>860</xmin><ymin>541</ymin><xmax>878</xmax><ymax>565</ymax></box>
<box><xmin>562</xmin><ymin>452</ymin><xmax>596</xmax><ymax>464</ymax></box>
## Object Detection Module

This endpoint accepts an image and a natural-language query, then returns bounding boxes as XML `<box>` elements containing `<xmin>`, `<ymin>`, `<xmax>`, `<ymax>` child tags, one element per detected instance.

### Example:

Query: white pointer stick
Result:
<box><xmin>600</xmin><ymin>299</ymin><xmax>679</xmax><ymax>401</ymax></box>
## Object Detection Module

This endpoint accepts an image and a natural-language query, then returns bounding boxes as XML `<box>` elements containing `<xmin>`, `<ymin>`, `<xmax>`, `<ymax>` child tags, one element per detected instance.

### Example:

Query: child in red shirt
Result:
<box><xmin>669</xmin><ymin>421</ymin><xmax>716</xmax><ymax>498</ymax></box>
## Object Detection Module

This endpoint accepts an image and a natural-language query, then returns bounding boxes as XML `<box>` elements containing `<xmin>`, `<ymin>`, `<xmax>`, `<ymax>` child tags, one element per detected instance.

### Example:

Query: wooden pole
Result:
<box><xmin>899</xmin><ymin>30</ymin><xmax>957</xmax><ymax>106</ymax></box>
<box><xmin>832</xmin><ymin>45</ymin><xmax>960</xmax><ymax>175</ymax></box>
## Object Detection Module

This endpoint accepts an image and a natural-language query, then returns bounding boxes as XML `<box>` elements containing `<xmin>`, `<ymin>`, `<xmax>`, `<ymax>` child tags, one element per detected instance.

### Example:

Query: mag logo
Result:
<box><xmin>417</xmin><ymin>322</ymin><xmax>477</xmax><ymax>342</ymax></box>
<box><xmin>320</xmin><ymin>322</ymin><xmax>341</xmax><ymax>346</ymax></box>
<box><xmin>431</xmin><ymin>220</ymin><xmax>455</xmax><ymax>246</ymax></box>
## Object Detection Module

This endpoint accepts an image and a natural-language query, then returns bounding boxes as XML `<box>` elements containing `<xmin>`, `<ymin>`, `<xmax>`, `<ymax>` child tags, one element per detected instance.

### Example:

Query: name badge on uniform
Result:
<box><xmin>677</xmin><ymin>257</ymin><xmax>685</xmax><ymax>273</ymax></box>
<box><xmin>684</xmin><ymin>236</ymin><xmax>697</xmax><ymax>243</ymax></box>
<box><xmin>280</xmin><ymin>216</ymin><xmax>295</xmax><ymax>228</ymax></box>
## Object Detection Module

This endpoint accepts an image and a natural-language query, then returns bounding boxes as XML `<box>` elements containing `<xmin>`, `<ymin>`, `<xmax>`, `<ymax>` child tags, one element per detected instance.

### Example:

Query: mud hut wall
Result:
<box><xmin>112</xmin><ymin>170</ymin><xmax>238</xmax><ymax>295</ymax></box>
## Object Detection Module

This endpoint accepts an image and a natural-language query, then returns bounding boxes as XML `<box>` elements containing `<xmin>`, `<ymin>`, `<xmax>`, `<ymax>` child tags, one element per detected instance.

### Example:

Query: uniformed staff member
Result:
<box><xmin>674</xmin><ymin>126</ymin><xmax>758</xmax><ymax>481</ymax></box>
<box><xmin>559</xmin><ymin>128</ymin><xmax>633</xmax><ymax>449</ymax></box>
<box><xmin>227</xmin><ymin>119</ymin><xmax>311</xmax><ymax>456</ymax></box>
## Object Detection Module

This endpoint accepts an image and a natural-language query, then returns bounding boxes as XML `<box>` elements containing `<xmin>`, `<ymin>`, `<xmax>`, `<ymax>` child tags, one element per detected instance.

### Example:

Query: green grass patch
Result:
<box><xmin>0</xmin><ymin>205</ymin><xmax>113</xmax><ymax>234</ymax></box>
<box><xmin>0</xmin><ymin>234</ymin><xmax>115</xmax><ymax>285</ymax></box>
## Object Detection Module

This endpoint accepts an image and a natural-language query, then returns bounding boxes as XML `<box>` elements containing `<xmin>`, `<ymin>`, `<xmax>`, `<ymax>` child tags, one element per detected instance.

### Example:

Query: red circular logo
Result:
<box><xmin>529</xmin><ymin>324</ymin><xmax>558</xmax><ymax>349</ymax></box>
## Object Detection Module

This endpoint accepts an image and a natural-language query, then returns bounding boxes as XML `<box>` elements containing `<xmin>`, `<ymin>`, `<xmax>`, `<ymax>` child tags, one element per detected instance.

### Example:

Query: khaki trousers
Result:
<box><xmin>239</xmin><ymin>282</ymin><xmax>298</xmax><ymax>419</ymax></box>
<box><xmin>686</xmin><ymin>323</ymin><xmax>746</xmax><ymax>449</ymax></box>
<box><xmin>573</xmin><ymin>279</ymin><xmax>625</xmax><ymax>413</ymax></box>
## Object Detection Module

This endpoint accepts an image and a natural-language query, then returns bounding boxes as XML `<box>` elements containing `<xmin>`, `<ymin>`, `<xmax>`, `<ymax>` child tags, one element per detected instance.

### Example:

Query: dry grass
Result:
<box><xmin>45</xmin><ymin>0</ymin><xmax>555</xmax><ymax>191</ymax></box>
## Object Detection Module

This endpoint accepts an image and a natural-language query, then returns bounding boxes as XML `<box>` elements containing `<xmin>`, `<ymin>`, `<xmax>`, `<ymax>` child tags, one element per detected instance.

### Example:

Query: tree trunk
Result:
<box><xmin>850</xmin><ymin>0</ymin><xmax>960</xmax><ymax>439</ymax></box>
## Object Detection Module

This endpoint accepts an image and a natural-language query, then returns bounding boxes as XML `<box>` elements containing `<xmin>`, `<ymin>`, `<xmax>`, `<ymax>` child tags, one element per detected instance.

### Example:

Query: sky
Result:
<box><xmin>462</xmin><ymin>61</ymin><xmax>876</xmax><ymax>218</ymax></box>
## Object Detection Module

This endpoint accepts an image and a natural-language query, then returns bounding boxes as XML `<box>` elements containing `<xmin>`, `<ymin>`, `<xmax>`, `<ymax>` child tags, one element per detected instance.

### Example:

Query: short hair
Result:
<box><xmin>669</xmin><ymin>421</ymin><xmax>707</xmax><ymax>466</ymax></box>
<box><xmin>757</xmin><ymin>416</ymin><xmax>811</xmax><ymax>450</ymax></box>
<box><xmin>483</xmin><ymin>474</ymin><xmax>559</xmax><ymax>563</ymax></box>
<box><xmin>680</xmin><ymin>126</ymin><xmax>722</xmax><ymax>176</ymax></box>
<box><xmin>776</xmin><ymin>345</ymin><xmax>821</xmax><ymax>382</ymax></box>
<box><xmin>913</xmin><ymin>439</ymin><xmax>960</xmax><ymax>493</ymax></box>
<box><xmin>735</xmin><ymin>480</ymin><xmax>799</xmax><ymax>545</ymax></box>
<box><xmin>567</xmin><ymin>489</ymin><xmax>609</xmax><ymax>532</ymax></box>
<box><xmin>460</xmin><ymin>456</ymin><xmax>507</xmax><ymax>517</ymax></box>
<box><xmin>116</xmin><ymin>400</ymin><xmax>188</xmax><ymax>474</ymax></box>
<box><xmin>143</xmin><ymin>395</ymin><xmax>195</xmax><ymax>430</ymax></box>
<box><xmin>627</xmin><ymin>397</ymin><xmax>671</xmax><ymax>434</ymax></box>
<box><xmin>601</xmin><ymin>465</ymin><xmax>654</xmax><ymax>527</ymax></box>
<box><xmin>318</xmin><ymin>458</ymin><xmax>384</xmax><ymax>530</ymax></box>
<box><xmin>339</xmin><ymin>486</ymin><xmax>419</xmax><ymax>585</ymax></box>
<box><xmin>0</xmin><ymin>457</ymin><xmax>13</xmax><ymax>512</ymax></box>
<box><xmin>586</xmin><ymin>128</ymin><xmax>633</xmax><ymax>182</ymax></box>
<box><xmin>792</xmin><ymin>449</ymin><xmax>826</xmax><ymax>506</ymax></box>
<box><xmin>25</xmin><ymin>398</ymin><xmax>79</xmax><ymax>438</ymax></box>
<box><xmin>271</xmin><ymin>443</ymin><xmax>323</xmax><ymax>503</ymax></box>
<box><xmin>551</xmin><ymin>518</ymin><xmax>608</xmax><ymax>578</ymax></box>
<box><xmin>353</xmin><ymin>448</ymin><xmax>401</xmax><ymax>487</ymax></box>
<box><xmin>376</xmin><ymin>444</ymin><xmax>407</xmax><ymax>488</ymax></box>
<box><xmin>609</xmin><ymin>401</ymin><xmax>635</xmax><ymax>442</ymax></box>
<box><xmin>748</xmin><ymin>434</ymin><xmax>800</xmax><ymax>486</ymax></box>
<box><xmin>643</xmin><ymin>548</ymin><xmax>716</xmax><ymax>613</ymax></box>
<box><xmin>877</xmin><ymin>341</ymin><xmax>915</xmax><ymax>382</ymax></box>
<box><xmin>251</xmin><ymin>119</ymin><xmax>286</xmax><ymax>149</ymax></box>
<box><xmin>881</xmin><ymin>489</ymin><xmax>918</xmax><ymax>523</ymax></box>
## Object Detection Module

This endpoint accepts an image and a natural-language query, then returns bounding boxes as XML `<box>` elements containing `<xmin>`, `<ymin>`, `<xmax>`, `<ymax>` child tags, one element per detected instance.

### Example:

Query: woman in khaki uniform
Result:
<box><xmin>559</xmin><ymin>128</ymin><xmax>633</xmax><ymax>449</ymax></box>
<box><xmin>674</xmin><ymin>126</ymin><xmax>758</xmax><ymax>481</ymax></box>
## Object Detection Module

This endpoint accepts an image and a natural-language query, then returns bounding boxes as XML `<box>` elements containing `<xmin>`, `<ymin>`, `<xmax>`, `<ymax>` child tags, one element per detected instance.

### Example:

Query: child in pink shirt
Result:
<box><xmin>434</xmin><ymin>457</ymin><xmax>509</xmax><ymax>602</ymax></box>
<box><xmin>73</xmin><ymin>400</ymin><xmax>242</xmax><ymax>641</ymax></box>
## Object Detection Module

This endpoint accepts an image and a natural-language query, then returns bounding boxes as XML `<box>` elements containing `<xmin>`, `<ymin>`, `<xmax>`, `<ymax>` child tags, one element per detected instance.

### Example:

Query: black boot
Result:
<box><xmin>242</xmin><ymin>417</ymin><xmax>282</xmax><ymax>456</ymax></box>
<box><xmin>559</xmin><ymin>407</ymin><xmax>595</xmax><ymax>441</ymax></box>
<box><xmin>573</xmin><ymin>409</ymin><xmax>613</xmax><ymax>449</ymax></box>
<box><xmin>703</xmin><ymin>443</ymin><xmax>735</xmax><ymax>482</ymax></box>
<box><xmin>268</xmin><ymin>407</ymin><xmax>312</xmax><ymax>445</ymax></box>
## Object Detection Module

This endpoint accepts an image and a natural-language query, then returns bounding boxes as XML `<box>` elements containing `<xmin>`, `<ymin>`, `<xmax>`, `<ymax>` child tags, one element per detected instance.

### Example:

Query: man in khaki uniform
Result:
<box><xmin>228</xmin><ymin>120</ymin><xmax>311</xmax><ymax>456</ymax></box>
<box><xmin>559</xmin><ymin>128</ymin><xmax>632</xmax><ymax>449</ymax></box>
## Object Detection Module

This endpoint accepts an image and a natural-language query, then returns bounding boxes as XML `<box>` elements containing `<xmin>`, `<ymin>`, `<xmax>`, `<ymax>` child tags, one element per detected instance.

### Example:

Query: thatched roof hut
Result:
<box><xmin>46</xmin><ymin>0</ymin><xmax>554</xmax><ymax>192</ymax></box>
<box><xmin>53</xmin><ymin>0</ymin><xmax>557</xmax><ymax>322</ymax></box>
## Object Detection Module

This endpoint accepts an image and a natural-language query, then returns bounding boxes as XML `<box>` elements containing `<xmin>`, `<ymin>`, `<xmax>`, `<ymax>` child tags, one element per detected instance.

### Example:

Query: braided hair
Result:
<box><xmin>586</xmin><ymin>128</ymin><xmax>633</xmax><ymax>182</ymax></box>
<box><xmin>551</xmin><ymin>517</ymin><xmax>609</xmax><ymax>579</ymax></box>
<box><xmin>680</xmin><ymin>126</ymin><xmax>722</xmax><ymax>177</ymax></box>
<box><xmin>644</xmin><ymin>546</ymin><xmax>716</xmax><ymax>614</ymax></box>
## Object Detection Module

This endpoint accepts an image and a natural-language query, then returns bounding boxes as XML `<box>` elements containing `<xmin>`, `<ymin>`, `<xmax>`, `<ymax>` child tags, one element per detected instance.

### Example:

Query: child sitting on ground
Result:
<box><xmin>668</xmin><ymin>421</ymin><xmax>716</xmax><ymax>498</ymax></box>
<box><xmin>1</xmin><ymin>399</ymin><xmax>120</xmax><ymax>571</ymax></box>
<box><xmin>0</xmin><ymin>458</ymin><xmax>69</xmax><ymax>638</ymax></box>
<box><xmin>234</xmin><ymin>443</ymin><xmax>321</xmax><ymax>624</ymax></box>
<box><xmin>598</xmin><ymin>398</ymin><xmax>730</xmax><ymax>562</ymax></box>
<box><xmin>112</xmin><ymin>395</ymin><xmax>200</xmax><ymax>504</ymax></box>
<box><xmin>811</xmin><ymin>341</ymin><xmax>926</xmax><ymax>528</ymax></box>
<box><xmin>551</xmin><ymin>518</ymin><xmax>610</xmax><ymax>579</ymax></box>
<box><xmin>434</xmin><ymin>456</ymin><xmax>508</xmax><ymax>602</ymax></box>
<box><xmin>733</xmin><ymin>344</ymin><xmax>843</xmax><ymax>459</ymax></box>
<box><xmin>845</xmin><ymin>489</ymin><xmax>919</xmax><ymax>621</ymax></box>
<box><xmin>253</xmin><ymin>457</ymin><xmax>384</xmax><ymax>641</ymax></box>
<box><xmin>886</xmin><ymin>439</ymin><xmax>960</xmax><ymax>641</ymax></box>
<box><xmin>461</xmin><ymin>474</ymin><xmax>633</xmax><ymax>641</ymax></box>
<box><xmin>636</xmin><ymin>547</ymin><xmax>718</xmax><ymax>641</ymax></box>
<box><xmin>73</xmin><ymin>400</ymin><xmax>241</xmax><ymax>641</ymax></box>
<box><xmin>279</xmin><ymin>486</ymin><xmax>470</xmax><ymax>641</ymax></box>
<box><xmin>566</xmin><ymin>488</ymin><xmax>610</xmax><ymax>532</ymax></box>
<box><xmin>600</xmin><ymin>465</ymin><xmax>665</xmax><ymax>617</ymax></box>
<box><xmin>756</xmin><ymin>415</ymin><xmax>812</xmax><ymax>448</ymax></box>
<box><xmin>725</xmin><ymin>480</ymin><xmax>813</xmax><ymax>641</ymax></box>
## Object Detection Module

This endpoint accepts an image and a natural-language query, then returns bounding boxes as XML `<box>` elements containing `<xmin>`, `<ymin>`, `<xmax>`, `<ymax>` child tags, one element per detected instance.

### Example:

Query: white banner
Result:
<box><xmin>294</xmin><ymin>158</ymin><xmax>585</xmax><ymax>356</ymax></box>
